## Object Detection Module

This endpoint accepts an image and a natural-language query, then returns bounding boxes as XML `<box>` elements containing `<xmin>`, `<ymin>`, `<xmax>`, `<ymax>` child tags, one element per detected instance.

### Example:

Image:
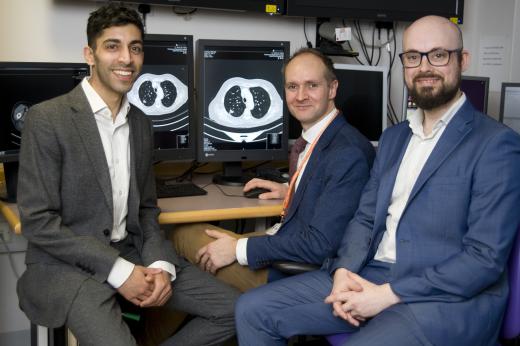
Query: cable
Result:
<box><xmin>213</xmin><ymin>183</ymin><xmax>245</xmax><ymax>198</ymax></box>
<box><xmin>137</xmin><ymin>4</ymin><xmax>151</xmax><ymax>33</ymax></box>
<box><xmin>369</xmin><ymin>25</ymin><xmax>376</xmax><ymax>65</ymax></box>
<box><xmin>303</xmin><ymin>18</ymin><xmax>313</xmax><ymax>48</ymax></box>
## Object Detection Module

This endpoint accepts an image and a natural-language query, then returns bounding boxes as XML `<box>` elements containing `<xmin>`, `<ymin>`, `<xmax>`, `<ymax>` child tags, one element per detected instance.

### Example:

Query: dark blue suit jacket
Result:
<box><xmin>247</xmin><ymin>114</ymin><xmax>375</xmax><ymax>270</ymax></box>
<box><xmin>327</xmin><ymin>101</ymin><xmax>520</xmax><ymax>345</ymax></box>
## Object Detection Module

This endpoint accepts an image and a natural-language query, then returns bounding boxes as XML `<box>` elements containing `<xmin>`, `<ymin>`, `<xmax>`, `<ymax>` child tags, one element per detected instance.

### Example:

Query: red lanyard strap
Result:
<box><xmin>280</xmin><ymin>111</ymin><xmax>339</xmax><ymax>221</ymax></box>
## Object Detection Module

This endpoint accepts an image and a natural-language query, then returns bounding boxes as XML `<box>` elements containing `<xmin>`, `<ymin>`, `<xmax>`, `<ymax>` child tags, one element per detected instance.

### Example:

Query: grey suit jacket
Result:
<box><xmin>16</xmin><ymin>84</ymin><xmax>179</xmax><ymax>327</ymax></box>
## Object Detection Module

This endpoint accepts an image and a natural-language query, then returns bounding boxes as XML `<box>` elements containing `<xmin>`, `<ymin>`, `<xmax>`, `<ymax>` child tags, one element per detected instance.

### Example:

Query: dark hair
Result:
<box><xmin>87</xmin><ymin>3</ymin><xmax>144</xmax><ymax>49</ymax></box>
<box><xmin>283</xmin><ymin>47</ymin><xmax>337</xmax><ymax>83</ymax></box>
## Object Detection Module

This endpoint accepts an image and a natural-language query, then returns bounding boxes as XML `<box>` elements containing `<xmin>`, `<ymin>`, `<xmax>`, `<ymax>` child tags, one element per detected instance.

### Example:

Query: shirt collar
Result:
<box><xmin>81</xmin><ymin>77</ymin><xmax>131</xmax><ymax>121</ymax></box>
<box><xmin>408</xmin><ymin>93</ymin><xmax>466</xmax><ymax>139</ymax></box>
<box><xmin>301</xmin><ymin>108</ymin><xmax>338</xmax><ymax>144</ymax></box>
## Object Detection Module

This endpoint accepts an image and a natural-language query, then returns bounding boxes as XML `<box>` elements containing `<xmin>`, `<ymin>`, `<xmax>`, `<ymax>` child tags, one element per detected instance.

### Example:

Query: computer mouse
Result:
<box><xmin>243</xmin><ymin>187</ymin><xmax>271</xmax><ymax>199</ymax></box>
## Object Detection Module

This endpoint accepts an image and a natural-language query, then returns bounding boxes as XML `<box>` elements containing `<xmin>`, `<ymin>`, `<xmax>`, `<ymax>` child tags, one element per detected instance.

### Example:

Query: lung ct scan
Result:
<box><xmin>206</xmin><ymin>77</ymin><xmax>283</xmax><ymax>143</ymax></box>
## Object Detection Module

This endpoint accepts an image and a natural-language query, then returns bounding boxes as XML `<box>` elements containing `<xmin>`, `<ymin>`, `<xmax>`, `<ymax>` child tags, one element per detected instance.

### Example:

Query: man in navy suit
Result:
<box><xmin>171</xmin><ymin>48</ymin><xmax>375</xmax><ymax>292</ymax></box>
<box><xmin>235</xmin><ymin>15</ymin><xmax>520</xmax><ymax>345</ymax></box>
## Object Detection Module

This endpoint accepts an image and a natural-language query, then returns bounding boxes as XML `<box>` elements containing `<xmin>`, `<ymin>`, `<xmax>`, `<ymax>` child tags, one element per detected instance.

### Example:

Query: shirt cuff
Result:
<box><xmin>148</xmin><ymin>260</ymin><xmax>177</xmax><ymax>282</ymax></box>
<box><xmin>107</xmin><ymin>257</ymin><xmax>135</xmax><ymax>289</ymax></box>
<box><xmin>236</xmin><ymin>238</ymin><xmax>249</xmax><ymax>266</ymax></box>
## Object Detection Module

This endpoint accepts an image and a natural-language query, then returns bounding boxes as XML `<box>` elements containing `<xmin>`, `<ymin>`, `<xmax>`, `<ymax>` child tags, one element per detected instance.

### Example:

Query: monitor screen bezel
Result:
<box><xmin>499</xmin><ymin>82</ymin><xmax>520</xmax><ymax>124</ymax></box>
<box><xmin>0</xmin><ymin>61</ymin><xmax>89</xmax><ymax>163</ymax></box>
<box><xmin>195</xmin><ymin>39</ymin><xmax>290</xmax><ymax>163</ymax></box>
<box><xmin>138</xmin><ymin>34</ymin><xmax>196</xmax><ymax>162</ymax></box>
<box><xmin>333</xmin><ymin>63</ymin><xmax>388</xmax><ymax>146</ymax></box>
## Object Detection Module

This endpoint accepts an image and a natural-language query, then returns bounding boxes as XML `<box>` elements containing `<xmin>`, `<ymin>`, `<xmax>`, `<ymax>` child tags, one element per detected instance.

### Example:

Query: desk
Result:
<box><xmin>0</xmin><ymin>174</ymin><xmax>283</xmax><ymax>234</ymax></box>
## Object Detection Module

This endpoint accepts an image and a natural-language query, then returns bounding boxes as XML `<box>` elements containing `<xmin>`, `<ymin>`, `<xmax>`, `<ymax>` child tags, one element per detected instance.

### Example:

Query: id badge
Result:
<box><xmin>265</xmin><ymin>222</ymin><xmax>282</xmax><ymax>235</ymax></box>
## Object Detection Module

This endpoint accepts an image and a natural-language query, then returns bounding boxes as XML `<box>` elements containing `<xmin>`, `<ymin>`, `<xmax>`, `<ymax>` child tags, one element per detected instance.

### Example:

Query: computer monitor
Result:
<box><xmin>499</xmin><ymin>82</ymin><xmax>520</xmax><ymax>134</ymax></box>
<box><xmin>127</xmin><ymin>34</ymin><xmax>195</xmax><ymax>162</ymax></box>
<box><xmin>0</xmin><ymin>62</ymin><xmax>89</xmax><ymax>202</ymax></box>
<box><xmin>196</xmin><ymin>39</ymin><xmax>290</xmax><ymax>185</ymax></box>
<box><xmin>289</xmin><ymin>64</ymin><xmax>388</xmax><ymax>144</ymax></box>
<box><xmin>461</xmin><ymin>75</ymin><xmax>489</xmax><ymax>113</ymax></box>
<box><xmin>333</xmin><ymin>64</ymin><xmax>388</xmax><ymax>145</ymax></box>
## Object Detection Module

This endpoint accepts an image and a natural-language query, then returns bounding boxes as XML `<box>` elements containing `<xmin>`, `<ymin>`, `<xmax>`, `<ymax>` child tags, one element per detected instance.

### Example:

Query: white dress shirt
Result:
<box><xmin>374</xmin><ymin>94</ymin><xmax>466</xmax><ymax>263</ymax></box>
<box><xmin>81</xmin><ymin>78</ymin><xmax>175</xmax><ymax>288</ymax></box>
<box><xmin>236</xmin><ymin>108</ymin><xmax>339</xmax><ymax>265</ymax></box>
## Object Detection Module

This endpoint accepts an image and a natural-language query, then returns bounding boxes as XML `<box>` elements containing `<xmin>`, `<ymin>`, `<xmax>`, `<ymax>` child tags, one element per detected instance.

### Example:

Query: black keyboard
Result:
<box><xmin>156</xmin><ymin>181</ymin><xmax>207</xmax><ymax>198</ymax></box>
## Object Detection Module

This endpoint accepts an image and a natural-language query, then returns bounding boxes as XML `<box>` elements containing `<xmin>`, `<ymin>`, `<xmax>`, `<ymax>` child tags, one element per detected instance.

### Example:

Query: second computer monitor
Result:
<box><xmin>196</xmin><ymin>39</ymin><xmax>290</xmax><ymax>185</ymax></box>
<box><xmin>461</xmin><ymin>75</ymin><xmax>489</xmax><ymax>113</ymax></box>
<box><xmin>500</xmin><ymin>82</ymin><xmax>520</xmax><ymax>134</ymax></box>
<box><xmin>333</xmin><ymin>63</ymin><xmax>388</xmax><ymax>145</ymax></box>
<box><xmin>127</xmin><ymin>34</ymin><xmax>195</xmax><ymax>162</ymax></box>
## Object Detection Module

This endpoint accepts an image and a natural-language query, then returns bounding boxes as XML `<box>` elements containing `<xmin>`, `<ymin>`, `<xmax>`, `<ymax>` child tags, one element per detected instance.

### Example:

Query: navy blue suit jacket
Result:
<box><xmin>247</xmin><ymin>114</ymin><xmax>375</xmax><ymax>270</ymax></box>
<box><xmin>326</xmin><ymin>101</ymin><xmax>520</xmax><ymax>345</ymax></box>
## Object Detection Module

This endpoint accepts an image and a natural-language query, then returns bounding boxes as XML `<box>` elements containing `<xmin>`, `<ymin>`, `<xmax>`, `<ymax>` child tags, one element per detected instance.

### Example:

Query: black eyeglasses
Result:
<box><xmin>399</xmin><ymin>48</ymin><xmax>462</xmax><ymax>68</ymax></box>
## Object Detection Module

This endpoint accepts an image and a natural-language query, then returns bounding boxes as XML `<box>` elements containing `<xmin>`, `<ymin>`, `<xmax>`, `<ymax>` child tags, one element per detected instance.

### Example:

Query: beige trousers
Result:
<box><xmin>169</xmin><ymin>223</ymin><xmax>268</xmax><ymax>292</ymax></box>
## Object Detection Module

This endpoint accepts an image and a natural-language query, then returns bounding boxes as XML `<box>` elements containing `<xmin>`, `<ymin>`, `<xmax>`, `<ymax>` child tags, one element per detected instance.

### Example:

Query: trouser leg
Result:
<box><xmin>160</xmin><ymin>261</ymin><xmax>241</xmax><ymax>346</ymax></box>
<box><xmin>170</xmin><ymin>223</ymin><xmax>268</xmax><ymax>292</ymax></box>
<box><xmin>66</xmin><ymin>278</ymin><xmax>136</xmax><ymax>346</ymax></box>
<box><xmin>235</xmin><ymin>270</ymin><xmax>357</xmax><ymax>346</ymax></box>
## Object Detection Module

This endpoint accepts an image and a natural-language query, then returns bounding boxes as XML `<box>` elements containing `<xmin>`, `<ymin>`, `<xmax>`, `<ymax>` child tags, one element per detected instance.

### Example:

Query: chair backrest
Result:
<box><xmin>500</xmin><ymin>226</ymin><xmax>520</xmax><ymax>339</ymax></box>
<box><xmin>326</xmin><ymin>333</ymin><xmax>350</xmax><ymax>345</ymax></box>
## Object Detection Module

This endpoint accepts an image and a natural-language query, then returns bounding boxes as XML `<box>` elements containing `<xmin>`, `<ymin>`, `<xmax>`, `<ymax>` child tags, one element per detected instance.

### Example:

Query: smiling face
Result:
<box><xmin>84</xmin><ymin>24</ymin><xmax>144</xmax><ymax>103</ymax></box>
<box><xmin>284</xmin><ymin>53</ymin><xmax>338</xmax><ymax>130</ymax></box>
<box><xmin>403</xmin><ymin>16</ymin><xmax>469</xmax><ymax>111</ymax></box>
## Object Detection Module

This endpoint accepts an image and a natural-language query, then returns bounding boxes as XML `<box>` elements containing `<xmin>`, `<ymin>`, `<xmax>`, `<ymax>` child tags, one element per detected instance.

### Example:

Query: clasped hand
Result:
<box><xmin>196</xmin><ymin>230</ymin><xmax>238</xmax><ymax>274</ymax></box>
<box><xmin>324</xmin><ymin>269</ymin><xmax>400</xmax><ymax>326</ymax></box>
<box><xmin>117</xmin><ymin>265</ymin><xmax>172</xmax><ymax>307</ymax></box>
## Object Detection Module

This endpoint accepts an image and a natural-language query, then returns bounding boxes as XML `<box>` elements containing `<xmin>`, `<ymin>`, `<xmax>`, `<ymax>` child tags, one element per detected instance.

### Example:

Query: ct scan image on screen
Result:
<box><xmin>0</xmin><ymin>66</ymin><xmax>86</xmax><ymax>158</ymax></box>
<box><xmin>201</xmin><ymin>46</ymin><xmax>285</xmax><ymax>156</ymax></box>
<box><xmin>128</xmin><ymin>41</ymin><xmax>191</xmax><ymax>150</ymax></box>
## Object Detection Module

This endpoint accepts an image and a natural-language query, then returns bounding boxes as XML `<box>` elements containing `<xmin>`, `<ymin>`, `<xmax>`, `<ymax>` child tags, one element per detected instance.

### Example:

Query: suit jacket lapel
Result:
<box><xmin>68</xmin><ymin>85</ymin><xmax>113</xmax><ymax>214</ymax></box>
<box><xmin>126</xmin><ymin>110</ymin><xmax>142</xmax><ymax>234</ymax></box>
<box><xmin>406</xmin><ymin>102</ymin><xmax>474</xmax><ymax>207</ymax></box>
<box><xmin>374</xmin><ymin>127</ymin><xmax>412</xmax><ymax>230</ymax></box>
<box><xmin>283</xmin><ymin>115</ymin><xmax>345</xmax><ymax>223</ymax></box>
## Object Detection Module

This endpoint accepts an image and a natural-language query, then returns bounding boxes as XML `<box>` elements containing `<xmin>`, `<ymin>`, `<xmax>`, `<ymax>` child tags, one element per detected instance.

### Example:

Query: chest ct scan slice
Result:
<box><xmin>128</xmin><ymin>73</ymin><xmax>188</xmax><ymax>116</ymax></box>
<box><xmin>208</xmin><ymin>77</ymin><xmax>282</xmax><ymax>128</ymax></box>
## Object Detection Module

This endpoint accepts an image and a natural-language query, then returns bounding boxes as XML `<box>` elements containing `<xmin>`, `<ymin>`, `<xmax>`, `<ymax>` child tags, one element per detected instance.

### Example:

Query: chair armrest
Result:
<box><xmin>272</xmin><ymin>261</ymin><xmax>320</xmax><ymax>275</ymax></box>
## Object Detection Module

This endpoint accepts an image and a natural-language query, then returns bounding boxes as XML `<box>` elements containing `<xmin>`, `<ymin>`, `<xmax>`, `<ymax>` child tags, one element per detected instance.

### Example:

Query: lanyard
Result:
<box><xmin>280</xmin><ymin>110</ymin><xmax>339</xmax><ymax>221</ymax></box>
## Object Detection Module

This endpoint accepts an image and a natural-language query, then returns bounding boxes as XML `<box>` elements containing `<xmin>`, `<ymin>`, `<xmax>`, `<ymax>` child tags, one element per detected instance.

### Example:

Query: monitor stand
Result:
<box><xmin>2</xmin><ymin>162</ymin><xmax>19</xmax><ymax>203</ymax></box>
<box><xmin>212</xmin><ymin>162</ymin><xmax>250</xmax><ymax>186</ymax></box>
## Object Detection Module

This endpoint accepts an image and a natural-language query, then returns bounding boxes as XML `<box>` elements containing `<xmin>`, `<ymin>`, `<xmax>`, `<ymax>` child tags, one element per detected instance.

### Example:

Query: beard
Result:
<box><xmin>408</xmin><ymin>72</ymin><xmax>461</xmax><ymax>110</ymax></box>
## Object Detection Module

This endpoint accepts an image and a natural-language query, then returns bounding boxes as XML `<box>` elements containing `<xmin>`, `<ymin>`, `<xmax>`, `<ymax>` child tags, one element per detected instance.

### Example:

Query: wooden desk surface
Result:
<box><xmin>158</xmin><ymin>176</ymin><xmax>283</xmax><ymax>224</ymax></box>
<box><xmin>0</xmin><ymin>173</ymin><xmax>283</xmax><ymax>234</ymax></box>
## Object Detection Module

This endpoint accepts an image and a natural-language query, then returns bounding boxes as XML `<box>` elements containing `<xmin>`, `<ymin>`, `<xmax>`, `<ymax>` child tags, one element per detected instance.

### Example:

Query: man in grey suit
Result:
<box><xmin>16</xmin><ymin>4</ymin><xmax>239</xmax><ymax>346</ymax></box>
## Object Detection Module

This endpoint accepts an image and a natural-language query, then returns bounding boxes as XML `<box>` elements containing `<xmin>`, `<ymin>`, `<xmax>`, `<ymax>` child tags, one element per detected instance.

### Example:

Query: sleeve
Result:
<box><xmin>390</xmin><ymin>129</ymin><xmax>520</xmax><ymax>303</ymax></box>
<box><xmin>246</xmin><ymin>146</ymin><xmax>371</xmax><ymax>270</ymax></box>
<box><xmin>17</xmin><ymin>107</ymin><xmax>119</xmax><ymax>283</ymax></box>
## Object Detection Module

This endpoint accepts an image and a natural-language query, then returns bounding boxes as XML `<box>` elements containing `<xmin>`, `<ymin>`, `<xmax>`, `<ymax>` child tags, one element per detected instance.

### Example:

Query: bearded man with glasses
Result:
<box><xmin>235</xmin><ymin>15</ymin><xmax>520</xmax><ymax>346</ymax></box>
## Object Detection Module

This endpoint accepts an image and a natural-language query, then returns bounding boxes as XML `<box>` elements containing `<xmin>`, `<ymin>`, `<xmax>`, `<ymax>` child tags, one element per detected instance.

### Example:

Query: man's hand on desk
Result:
<box><xmin>140</xmin><ymin>271</ymin><xmax>172</xmax><ymax>307</ymax></box>
<box><xmin>244</xmin><ymin>178</ymin><xmax>288</xmax><ymax>200</ymax></box>
<box><xmin>196</xmin><ymin>229</ymin><xmax>237</xmax><ymax>274</ymax></box>
<box><xmin>117</xmin><ymin>265</ymin><xmax>161</xmax><ymax>306</ymax></box>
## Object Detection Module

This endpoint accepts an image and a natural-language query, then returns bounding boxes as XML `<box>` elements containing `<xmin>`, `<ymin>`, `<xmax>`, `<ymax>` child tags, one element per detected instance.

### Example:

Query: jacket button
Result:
<box><xmin>103</xmin><ymin>229</ymin><xmax>110</xmax><ymax>237</ymax></box>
